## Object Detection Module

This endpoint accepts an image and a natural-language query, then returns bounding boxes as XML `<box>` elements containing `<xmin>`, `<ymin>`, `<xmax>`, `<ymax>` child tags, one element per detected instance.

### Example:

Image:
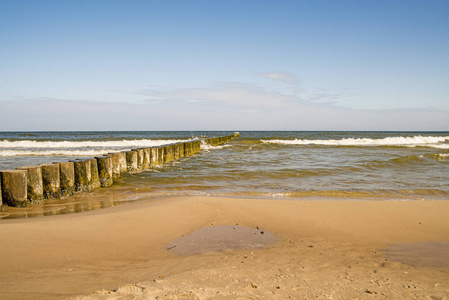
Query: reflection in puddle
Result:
<box><xmin>162</xmin><ymin>225</ymin><xmax>280</xmax><ymax>256</ymax></box>
<box><xmin>383</xmin><ymin>242</ymin><xmax>449</xmax><ymax>270</ymax></box>
<box><xmin>0</xmin><ymin>186</ymin><xmax>152</xmax><ymax>219</ymax></box>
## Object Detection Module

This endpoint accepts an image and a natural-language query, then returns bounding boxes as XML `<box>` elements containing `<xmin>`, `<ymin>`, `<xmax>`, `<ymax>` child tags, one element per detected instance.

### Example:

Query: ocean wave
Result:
<box><xmin>424</xmin><ymin>144</ymin><xmax>449</xmax><ymax>149</ymax></box>
<box><xmin>0</xmin><ymin>139</ymin><xmax>192</xmax><ymax>149</ymax></box>
<box><xmin>200</xmin><ymin>141</ymin><xmax>232</xmax><ymax>151</ymax></box>
<box><xmin>0</xmin><ymin>149</ymin><xmax>118</xmax><ymax>157</ymax></box>
<box><xmin>0</xmin><ymin>138</ymin><xmax>197</xmax><ymax>156</ymax></box>
<box><xmin>261</xmin><ymin>135</ymin><xmax>449</xmax><ymax>147</ymax></box>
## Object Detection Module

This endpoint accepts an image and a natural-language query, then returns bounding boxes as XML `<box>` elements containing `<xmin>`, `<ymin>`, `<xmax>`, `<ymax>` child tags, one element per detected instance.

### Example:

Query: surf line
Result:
<box><xmin>0</xmin><ymin>133</ymin><xmax>240</xmax><ymax>208</ymax></box>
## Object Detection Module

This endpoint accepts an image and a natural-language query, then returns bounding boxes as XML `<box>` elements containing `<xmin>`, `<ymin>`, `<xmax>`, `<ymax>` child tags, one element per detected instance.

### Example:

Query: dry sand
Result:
<box><xmin>0</xmin><ymin>196</ymin><xmax>449</xmax><ymax>299</ymax></box>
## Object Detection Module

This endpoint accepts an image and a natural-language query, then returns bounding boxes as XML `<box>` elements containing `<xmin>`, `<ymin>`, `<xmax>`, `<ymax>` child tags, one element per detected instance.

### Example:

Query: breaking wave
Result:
<box><xmin>0</xmin><ymin>139</ymin><xmax>193</xmax><ymax>156</ymax></box>
<box><xmin>0</xmin><ymin>139</ymin><xmax>191</xmax><ymax>149</ymax></box>
<box><xmin>200</xmin><ymin>140</ymin><xmax>232</xmax><ymax>151</ymax></box>
<box><xmin>261</xmin><ymin>135</ymin><xmax>449</xmax><ymax>148</ymax></box>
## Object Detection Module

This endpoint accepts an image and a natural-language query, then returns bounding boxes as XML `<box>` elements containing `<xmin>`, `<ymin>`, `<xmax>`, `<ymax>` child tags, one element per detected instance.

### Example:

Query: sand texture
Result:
<box><xmin>1</xmin><ymin>196</ymin><xmax>449</xmax><ymax>299</ymax></box>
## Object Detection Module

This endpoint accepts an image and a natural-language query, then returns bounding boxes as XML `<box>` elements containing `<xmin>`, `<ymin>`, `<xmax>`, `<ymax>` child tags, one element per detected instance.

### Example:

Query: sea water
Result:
<box><xmin>1</xmin><ymin>131</ymin><xmax>448</xmax><ymax>218</ymax></box>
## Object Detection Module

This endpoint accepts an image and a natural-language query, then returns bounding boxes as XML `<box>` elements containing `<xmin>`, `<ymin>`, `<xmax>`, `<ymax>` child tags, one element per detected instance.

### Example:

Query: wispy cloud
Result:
<box><xmin>256</xmin><ymin>72</ymin><xmax>299</xmax><ymax>84</ymax></box>
<box><xmin>137</xmin><ymin>83</ymin><xmax>298</xmax><ymax>108</ymax></box>
<box><xmin>1</xmin><ymin>86</ymin><xmax>448</xmax><ymax>131</ymax></box>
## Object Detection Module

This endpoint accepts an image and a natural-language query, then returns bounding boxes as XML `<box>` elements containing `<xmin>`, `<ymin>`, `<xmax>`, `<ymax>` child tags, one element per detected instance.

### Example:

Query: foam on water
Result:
<box><xmin>0</xmin><ymin>139</ymin><xmax>192</xmax><ymax>149</ymax></box>
<box><xmin>0</xmin><ymin>149</ymin><xmax>119</xmax><ymax>157</ymax></box>
<box><xmin>200</xmin><ymin>141</ymin><xmax>232</xmax><ymax>151</ymax></box>
<box><xmin>261</xmin><ymin>135</ymin><xmax>449</xmax><ymax>147</ymax></box>
<box><xmin>0</xmin><ymin>139</ymin><xmax>194</xmax><ymax>156</ymax></box>
<box><xmin>426</xmin><ymin>144</ymin><xmax>449</xmax><ymax>149</ymax></box>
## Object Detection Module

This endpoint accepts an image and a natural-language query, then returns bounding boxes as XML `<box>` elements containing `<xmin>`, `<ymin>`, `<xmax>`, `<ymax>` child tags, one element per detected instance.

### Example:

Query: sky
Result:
<box><xmin>0</xmin><ymin>0</ymin><xmax>448</xmax><ymax>131</ymax></box>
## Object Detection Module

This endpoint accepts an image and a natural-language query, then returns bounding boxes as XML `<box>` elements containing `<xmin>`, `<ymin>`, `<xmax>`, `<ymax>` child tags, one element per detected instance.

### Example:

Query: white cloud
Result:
<box><xmin>137</xmin><ymin>83</ymin><xmax>297</xmax><ymax>108</ymax></box>
<box><xmin>256</xmin><ymin>72</ymin><xmax>299</xmax><ymax>84</ymax></box>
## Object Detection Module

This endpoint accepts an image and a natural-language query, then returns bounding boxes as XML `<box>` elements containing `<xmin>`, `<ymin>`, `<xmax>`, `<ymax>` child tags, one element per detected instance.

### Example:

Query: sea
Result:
<box><xmin>1</xmin><ymin>131</ymin><xmax>448</xmax><ymax>218</ymax></box>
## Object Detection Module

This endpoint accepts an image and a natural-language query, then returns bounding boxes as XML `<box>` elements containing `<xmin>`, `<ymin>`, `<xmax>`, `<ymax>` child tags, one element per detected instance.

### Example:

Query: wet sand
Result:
<box><xmin>0</xmin><ymin>196</ymin><xmax>449</xmax><ymax>299</ymax></box>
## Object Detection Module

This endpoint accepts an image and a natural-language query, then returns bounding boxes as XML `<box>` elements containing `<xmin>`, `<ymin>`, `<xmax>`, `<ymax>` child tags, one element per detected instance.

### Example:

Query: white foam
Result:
<box><xmin>426</xmin><ymin>144</ymin><xmax>449</xmax><ymax>149</ymax></box>
<box><xmin>200</xmin><ymin>141</ymin><xmax>231</xmax><ymax>151</ymax></box>
<box><xmin>0</xmin><ymin>139</ymin><xmax>195</xmax><ymax>156</ymax></box>
<box><xmin>261</xmin><ymin>135</ymin><xmax>449</xmax><ymax>147</ymax></box>
<box><xmin>0</xmin><ymin>149</ymin><xmax>118</xmax><ymax>157</ymax></box>
<box><xmin>0</xmin><ymin>139</ymin><xmax>191</xmax><ymax>149</ymax></box>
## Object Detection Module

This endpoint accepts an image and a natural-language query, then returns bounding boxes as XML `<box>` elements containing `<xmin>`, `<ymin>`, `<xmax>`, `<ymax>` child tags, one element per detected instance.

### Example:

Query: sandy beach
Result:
<box><xmin>1</xmin><ymin>196</ymin><xmax>449</xmax><ymax>299</ymax></box>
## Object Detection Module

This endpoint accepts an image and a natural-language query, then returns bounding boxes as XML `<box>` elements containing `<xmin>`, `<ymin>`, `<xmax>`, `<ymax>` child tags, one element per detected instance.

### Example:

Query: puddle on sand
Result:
<box><xmin>383</xmin><ymin>242</ymin><xmax>449</xmax><ymax>270</ymax></box>
<box><xmin>162</xmin><ymin>225</ymin><xmax>280</xmax><ymax>256</ymax></box>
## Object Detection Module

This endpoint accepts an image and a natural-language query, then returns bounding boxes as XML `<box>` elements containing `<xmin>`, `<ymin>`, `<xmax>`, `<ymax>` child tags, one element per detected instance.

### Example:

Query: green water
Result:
<box><xmin>1</xmin><ymin>131</ymin><xmax>448</xmax><ymax>219</ymax></box>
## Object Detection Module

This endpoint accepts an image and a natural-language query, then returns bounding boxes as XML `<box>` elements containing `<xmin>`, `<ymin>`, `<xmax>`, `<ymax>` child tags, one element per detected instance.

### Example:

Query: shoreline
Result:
<box><xmin>3</xmin><ymin>187</ymin><xmax>449</xmax><ymax>221</ymax></box>
<box><xmin>0</xmin><ymin>196</ymin><xmax>448</xmax><ymax>299</ymax></box>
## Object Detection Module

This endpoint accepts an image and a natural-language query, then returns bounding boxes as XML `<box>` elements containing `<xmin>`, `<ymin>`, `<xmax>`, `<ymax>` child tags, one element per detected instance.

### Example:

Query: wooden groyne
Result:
<box><xmin>0</xmin><ymin>133</ymin><xmax>239</xmax><ymax>208</ymax></box>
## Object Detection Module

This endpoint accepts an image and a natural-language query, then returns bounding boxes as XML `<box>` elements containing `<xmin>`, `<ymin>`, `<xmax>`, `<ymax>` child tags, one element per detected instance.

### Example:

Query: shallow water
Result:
<box><xmin>1</xmin><ymin>131</ymin><xmax>449</xmax><ymax>219</ymax></box>
<box><xmin>110</xmin><ymin>131</ymin><xmax>449</xmax><ymax>200</ymax></box>
<box><xmin>163</xmin><ymin>225</ymin><xmax>279</xmax><ymax>256</ymax></box>
<box><xmin>384</xmin><ymin>242</ymin><xmax>449</xmax><ymax>269</ymax></box>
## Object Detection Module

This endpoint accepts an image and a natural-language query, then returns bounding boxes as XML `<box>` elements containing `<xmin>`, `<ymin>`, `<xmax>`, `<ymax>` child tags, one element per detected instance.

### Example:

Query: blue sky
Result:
<box><xmin>1</xmin><ymin>0</ymin><xmax>448</xmax><ymax>131</ymax></box>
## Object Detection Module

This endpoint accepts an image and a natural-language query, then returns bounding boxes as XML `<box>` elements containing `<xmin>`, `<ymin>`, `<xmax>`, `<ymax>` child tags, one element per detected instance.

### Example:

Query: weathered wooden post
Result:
<box><xmin>164</xmin><ymin>144</ymin><xmax>174</xmax><ymax>163</ymax></box>
<box><xmin>41</xmin><ymin>163</ymin><xmax>61</xmax><ymax>199</ymax></box>
<box><xmin>150</xmin><ymin>147</ymin><xmax>158</xmax><ymax>166</ymax></box>
<box><xmin>173</xmin><ymin>143</ymin><xmax>180</xmax><ymax>160</ymax></box>
<box><xmin>132</xmin><ymin>148</ymin><xmax>145</xmax><ymax>171</ymax></box>
<box><xmin>179</xmin><ymin>143</ymin><xmax>185</xmax><ymax>158</ymax></box>
<box><xmin>192</xmin><ymin>140</ymin><xmax>201</xmax><ymax>154</ymax></box>
<box><xmin>96</xmin><ymin>156</ymin><xmax>113</xmax><ymax>187</ymax></box>
<box><xmin>88</xmin><ymin>158</ymin><xmax>101</xmax><ymax>189</ymax></box>
<box><xmin>71</xmin><ymin>159</ymin><xmax>92</xmax><ymax>192</ymax></box>
<box><xmin>108</xmin><ymin>153</ymin><xmax>122</xmax><ymax>178</ymax></box>
<box><xmin>157</xmin><ymin>146</ymin><xmax>164</xmax><ymax>165</ymax></box>
<box><xmin>57</xmin><ymin>161</ymin><xmax>75</xmax><ymax>197</ymax></box>
<box><xmin>142</xmin><ymin>148</ymin><xmax>151</xmax><ymax>169</ymax></box>
<box><xmin>0</xmin><ymin>170</ymin><xmax>27</xmax><ymax>207</ymax></box>
<box><xmin>185</xmin><ymin>142</ymin><xmax>192</xmax><ymax>156</ymax></box>
<box><xmin>125</xmin><ymin>150</ymin><xmax>138</xmax><ymax>174</ymax></box>
<box><xmin>16</xmin><ymin>165</ymin><xmax>43</xmax><ymax>204</ymax></box>
<box><xmin>117</xmin><ymin>152</ymin><xmax>127</xmax><ymax>174</ymax></box>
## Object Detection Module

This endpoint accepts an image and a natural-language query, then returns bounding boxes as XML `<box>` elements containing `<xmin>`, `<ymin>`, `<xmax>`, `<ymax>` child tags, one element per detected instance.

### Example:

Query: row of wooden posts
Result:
<box><xmin>0</xmin><ymin>134</ymin><xmax>238</xmax><ymax>208</ymax></box>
